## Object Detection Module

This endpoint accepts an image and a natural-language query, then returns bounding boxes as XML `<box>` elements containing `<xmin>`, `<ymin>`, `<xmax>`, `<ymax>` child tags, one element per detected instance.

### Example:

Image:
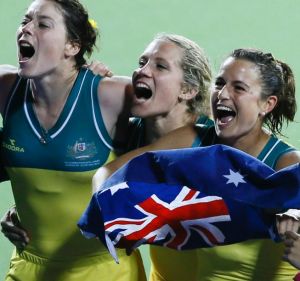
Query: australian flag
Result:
<box><xmin>78</xmin><ymin>145</ymin><xmax>300</xmax><ymax>263</ymax></box>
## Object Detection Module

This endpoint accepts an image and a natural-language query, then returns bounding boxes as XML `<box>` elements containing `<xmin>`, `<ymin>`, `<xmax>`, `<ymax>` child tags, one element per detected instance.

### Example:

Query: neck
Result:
<box><xmin>30</xmin><ymin>67</ymin><xmax>79</xmax><ymax>106</ymax></box>
<box><xmin>144</xmin><ymin>110</ymin><xmax>197</xmax><ymax>144</ymax></box>
<box><xmin>221</xmin><ymin>128</ymin><xmax>271</xmax><ymax>158</ymax></box>
<box><xmin>29</xmin><ymin>67</ymin><xmax>79</xmax><ymax>130</ymax></box>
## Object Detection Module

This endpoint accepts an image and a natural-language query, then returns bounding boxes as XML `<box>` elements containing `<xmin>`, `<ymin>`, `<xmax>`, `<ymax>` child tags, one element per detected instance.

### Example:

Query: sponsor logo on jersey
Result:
<box><xmin>2</xmin><ymin>139</ymin><xmax>25</xmax><ymax>153</ymax></box>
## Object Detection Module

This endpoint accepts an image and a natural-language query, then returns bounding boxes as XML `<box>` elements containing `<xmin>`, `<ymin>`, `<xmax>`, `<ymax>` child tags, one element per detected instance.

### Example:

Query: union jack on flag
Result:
<box><xmin>78</xmin><ymin>145</ymin><xmax>300</xmax><ymax>262</ymax></box>
<box><xmin>105</xmin><ymin>185</ymin><xmax>230</xmax><ymax>251</ymax></box>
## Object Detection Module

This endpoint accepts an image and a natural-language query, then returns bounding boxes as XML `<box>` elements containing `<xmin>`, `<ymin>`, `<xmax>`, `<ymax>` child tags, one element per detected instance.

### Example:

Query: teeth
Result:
<box><xmin>217</xmin><ymin>105</ymin><xmax>233</xmax><ymax>112</ymax></box>
<box><xmin>136</xmin><ymin>82</ymin><xmax>149</xmax><ymax>89</ymax></box>
<box><xmin>20</xmin><ymin>42</ymin><xmax>32</xmax><ymax>47</ymax></box>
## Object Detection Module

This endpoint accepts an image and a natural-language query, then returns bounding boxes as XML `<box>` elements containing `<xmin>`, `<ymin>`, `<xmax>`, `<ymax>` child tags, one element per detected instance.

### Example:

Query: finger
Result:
<box><xmin>15</xmin><ymin>242</ymin><xmax>27</xmax><ymax>251</ymax></box>
<box><xmin>284</xmin><ymin>219</ymin><xmax>295</xmax><ymax>233</ymax></box>
<box><xmin>10</xmin><ymin>210</ymin><xmax>21</xmax><ymax>227</ymax></box>
<box><xmin>0</xmin><ymin>210</ymin><xmax>12</xmax><ymax>225</ymax></box>
<box><xmin>2</xmin><ymin>226</ymin><xmax>29</xmax><ymax>244</ymax></box>
<box><xmin>277</xmin><ymin>218</ymin><xmax>299</xmax><ymax>235</ymax></box>
<box><xmin>87</xmin><ymin>61</ymin><xmax>113</xmax><ymax>77</ymax></box>
<box><xmin>2</xmin><ymin>231</ymin><xmax>26</xmax><ymax>244</ymax></box>
<box><xmin>88</xmin><ymin>64</ymin><xmax>97</xmax><ymax>72</ymax></box>
<box><xmin>291</xmin><ymin>221</ymin><xmax>300</xmax><ymax>233</ymax></box>
<box><xmin>88</xmin><ymin>61</ymin><xmax>104</xmax><ymax>71</ymax></box>
<box><xmin>277</xmin><ymin>220</ymin><xmax>287</xmax><ymax>236</ymax></box>
<box><xmin>94</xmin><ymin>65</ymin><xmax>108</xmax><ymax>75</ymax></box>
<box><xmin>286</xmin><ymin>231</ymin><xmax>300</xmax><ymax>240</ymax></box>
<box><xmin>2</xmin><ymin>230</ymin><xmax>28</xmax><ymax>250</ymax></box>
<box><xmin>1</xmin><ymin>220</ymin><xmax>30</xmax><ymax>243</ymax></box>
<box><xmin>1</xmin><ymin>222</ymin><xmax>26</xmax><ymax>236</ymax></box>
<box><xmin>105</xmin><ymin>70</ymin><xmax>113</xmax><ymax>77</ymax></box>
<box><xmin>283</xmin><ymin>238</ymin><xmax>294</xmax><ymax>247</ymax></box>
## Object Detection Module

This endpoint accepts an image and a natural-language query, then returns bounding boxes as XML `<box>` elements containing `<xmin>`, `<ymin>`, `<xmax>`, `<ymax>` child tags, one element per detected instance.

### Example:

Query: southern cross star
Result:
<box><xmin>223</xmin><ymin>169</ymin><xmax>246</xmax><ymax>187</ymax></box>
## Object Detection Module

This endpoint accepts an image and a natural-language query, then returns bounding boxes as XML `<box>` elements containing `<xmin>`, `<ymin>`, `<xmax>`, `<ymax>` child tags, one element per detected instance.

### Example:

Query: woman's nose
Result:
<box><xmin>217</xmin><ymin>85</ymin><xmax>229</xmax><ymax>100</ymax></box>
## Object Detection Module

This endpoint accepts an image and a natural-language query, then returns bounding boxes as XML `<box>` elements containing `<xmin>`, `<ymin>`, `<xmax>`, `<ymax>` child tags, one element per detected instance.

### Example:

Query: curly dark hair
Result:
<box><xmin>52</xmin><ymin>0</ymin><xmax>98</xmax><ymax>68</ymax></box>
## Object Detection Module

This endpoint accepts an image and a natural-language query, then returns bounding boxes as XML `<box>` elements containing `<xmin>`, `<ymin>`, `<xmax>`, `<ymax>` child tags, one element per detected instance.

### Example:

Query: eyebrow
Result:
<box><xmin>37</xmin><ymin>15</ymin><xmax>55</xmax><ymax>22</ymax></box>
<box><xmin>24</xmin><ymin>13</ymin><xmax>55</xmax><ymax>22</ymax></box>
<box><xmin>232</xmin><ymin>80</ymin><xmax>250</xmax><ymax>89</ymax></box>
<box><xmin>139</xmin><ymin>55</ymin><xmax>148</xmax><ymax>60</ymax></box>
<box><xmin>215</xmin><ymin>76</ymin><xmax>250</xmax><ymax>89</ymax></box>
<box><xmin>139</xmin><ymin>55</ymin><xmax>170</xmax><ymax>65</ymax></box>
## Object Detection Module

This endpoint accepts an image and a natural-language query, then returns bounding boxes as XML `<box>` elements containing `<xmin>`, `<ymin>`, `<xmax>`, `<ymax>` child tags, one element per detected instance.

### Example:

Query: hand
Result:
<box><xmin>0</xmin><ymin>206</ymin><xmax>29</xmax><ymax>250</ymax></box>
<box><xmin>86</xmin><ymin>61</ymin><xmax>113</xmax><ymax>77</ymax></box>
<box><xmin>276</xmin><ymin>209</ymin><xmax>300</xmax><ymax>237</ymax></box>
<box><xmin>283</xmin><ymin>231</ymin><xmax>300</xmax><ymax>270</ymax></box>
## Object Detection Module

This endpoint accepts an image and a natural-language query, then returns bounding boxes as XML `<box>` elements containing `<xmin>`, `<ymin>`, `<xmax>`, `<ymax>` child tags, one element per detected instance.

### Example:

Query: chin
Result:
<box><xmin>215</xmin><ymin>126</ymin><xmax>231</xmax><ymax>139</ymax></box>
<box><xmin>131</xmin><ymin>111</ymin><xmax>147</xmax><ymax>118</ymax></box>
<box><xmin>131</xmin><ymin>106</ymin><xmax>145</xmax><ymax>118</ymax></box>
<box><xmin>18</xmin><ymin>68</ymin><xmax>31</xmax><ymax>78</ymax></box>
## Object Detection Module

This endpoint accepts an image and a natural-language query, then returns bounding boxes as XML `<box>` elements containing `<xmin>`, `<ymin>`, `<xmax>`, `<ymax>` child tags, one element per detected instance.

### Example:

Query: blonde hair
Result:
<box><xmin>154</xmin><ymin>33</ymin><xmax>212</xmax><ymax>116</ymax></box>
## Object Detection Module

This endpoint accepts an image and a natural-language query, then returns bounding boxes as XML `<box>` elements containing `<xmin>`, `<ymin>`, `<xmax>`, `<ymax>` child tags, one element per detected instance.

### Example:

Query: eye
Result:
<box><xmin>138</xmin><ymin>58</ymin><xmax>147</xmax><ymax>68</ymax></box>
<box><xmin>234</xmin><ymin>85</ymin><xmax>246</xmax><ymax>92</ymax></box>
<box><xmin>156</xmin><ymin>63</ymin><xmax>167</xmax><ymax>70</ymax></box>
<box><xmin>38</xmin><ymin>22</ymin><xmax>50</xmax><ymax>29</ymax></box>
<box><xmin>21</xmin><ymin>18</ymin><xmax>30</xmax><ymax>26</ymax></box>
<box><xmin>214</xmin><ymin>79</ymin><xmax>225</xmax><ymax>90</ymax></box>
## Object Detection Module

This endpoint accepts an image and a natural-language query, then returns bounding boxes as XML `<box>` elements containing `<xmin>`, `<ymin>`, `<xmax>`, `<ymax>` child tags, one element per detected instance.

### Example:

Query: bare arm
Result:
<box><xmin>0</xmin><ymin>65</ymin><xmax>24</xmax><ymax>248</ymax></box>
<box><xmin>97</xmin><ymin>76</ymin><xmax>133</xmax><ymax>143</ymax></box>
<box><xmin>92</xmin><ymin>124</ymin><xmax>197</xmax><ymax>193</ymax></box>
<box><xmin>275</xmin><ymin>150</ymin><xmax>300</xmax><ymax>171</ymax></box>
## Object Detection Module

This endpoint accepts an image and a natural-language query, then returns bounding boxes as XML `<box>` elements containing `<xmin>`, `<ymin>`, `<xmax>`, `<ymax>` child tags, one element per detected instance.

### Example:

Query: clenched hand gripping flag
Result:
<box><xmin>78</xmin><ymin>145</ymin><xmax>300</xmax><ymax>263</ymax></box>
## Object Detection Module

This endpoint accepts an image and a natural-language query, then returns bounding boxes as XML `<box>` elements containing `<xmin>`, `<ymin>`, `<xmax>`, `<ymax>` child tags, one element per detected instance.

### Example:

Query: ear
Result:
<box><xmin>178</xmin><ymin>86</ymin><xmax>197</xmax><ymax>101</ymax></box>
<box><xmin>64</xmin><ymin>41</ymin><xmax>80</xmax><ymax>57</ymax></box>
<box><xmin>260</xmin><ymin>95</ymin><xmax>278</xmax><ymax>116</ymax></box>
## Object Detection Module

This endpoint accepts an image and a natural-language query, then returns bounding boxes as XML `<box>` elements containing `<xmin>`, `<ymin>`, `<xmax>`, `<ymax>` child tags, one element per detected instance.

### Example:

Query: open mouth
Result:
<box><xmin>19</xmin><ymin>41</ymin><xmax>35</xmax><ymax>61</ymax></box>
<box><xmin>134</xmin><ymin>83</ymin><xmax>152</xmax><ymax>100</ymax></box>
<box><xmin>215</xmin><ymin>105</ymin><xmax>236</xmax><ymax>124</ymax></box>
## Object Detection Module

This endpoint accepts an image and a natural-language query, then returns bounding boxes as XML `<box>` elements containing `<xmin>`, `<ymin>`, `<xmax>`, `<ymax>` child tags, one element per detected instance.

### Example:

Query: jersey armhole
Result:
<box><xmin>91</xmin><ymin>74</ymin><xmax>113</xmax><ymax>150</ymax></box>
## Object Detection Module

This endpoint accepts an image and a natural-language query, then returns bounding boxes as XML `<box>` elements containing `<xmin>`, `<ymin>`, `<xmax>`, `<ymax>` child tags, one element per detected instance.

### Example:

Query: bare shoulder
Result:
<box><xmin>0</xmin><ymin>64</ymin><xmax>18</xmax><ymax>83</ymax></box>
<box><xmin>0</xmin><ymin>65</ymin><xmax>18</xmax><ymax>72</ymax></box>
<box><xmin>0</xmin><ymin>64</ymin><xmax>18</xmax><ymax>74</ymax></box>
<box><xmin>97</xmin><ymin>75</ymin><xmax>132</xmax><ymax>113</ymax></box>
<box><xmin>94</xmin><ymin>124</ymin><xmax>198</xmax><ymax>185</ymax></box>
<box><xmin>95</xmin><ymin>75</ymin><xmax>132</xmax><ymax>139</ymax></box>
<box><xmin>275</xmin><ymin>150</ymin><xmax>300</xmax><ymax>171</ymax></box>
<box><xmin>149</xmin><ymin>124</ymin><xmax>198</xmax><ymax>150</ymax></box>
<box><xmin>97</xmin><ymin>76</ymin><xmax>132</xmax><ymax>99</ymax></box>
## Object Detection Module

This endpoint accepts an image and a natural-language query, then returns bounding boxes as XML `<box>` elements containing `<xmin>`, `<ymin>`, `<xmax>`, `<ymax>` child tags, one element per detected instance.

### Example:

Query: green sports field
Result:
<box><xmin>1</xmin><ymin>0</ymin><xmax>300</xmax><ymax>279</ymax></box>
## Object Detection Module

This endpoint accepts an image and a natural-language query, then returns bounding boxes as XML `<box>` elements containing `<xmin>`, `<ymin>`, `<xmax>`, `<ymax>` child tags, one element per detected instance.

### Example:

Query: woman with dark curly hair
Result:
<box><xmin>0</xmin><ymin>0</ymin><xmax>145</xmax><ymax>280</ymax></box>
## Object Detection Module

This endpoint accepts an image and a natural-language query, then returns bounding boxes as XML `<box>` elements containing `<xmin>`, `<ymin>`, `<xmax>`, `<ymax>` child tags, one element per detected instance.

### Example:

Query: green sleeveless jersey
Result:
<box><xmin>1</xmin><ymin>69</ymin><xmax>117</xmax><ymax>259</ymax></box>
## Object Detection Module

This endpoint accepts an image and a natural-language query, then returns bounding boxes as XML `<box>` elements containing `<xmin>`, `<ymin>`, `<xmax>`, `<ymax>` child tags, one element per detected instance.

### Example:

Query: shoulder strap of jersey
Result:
<box><xmin>258</xmin><ymin>135</ymin><xmax>295</xmax><ymax>168</ymax></box>
<box><xmin>192</xmin><ymin>124</ymin><xmax>216</xmax><ymax>147</ymax></box>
